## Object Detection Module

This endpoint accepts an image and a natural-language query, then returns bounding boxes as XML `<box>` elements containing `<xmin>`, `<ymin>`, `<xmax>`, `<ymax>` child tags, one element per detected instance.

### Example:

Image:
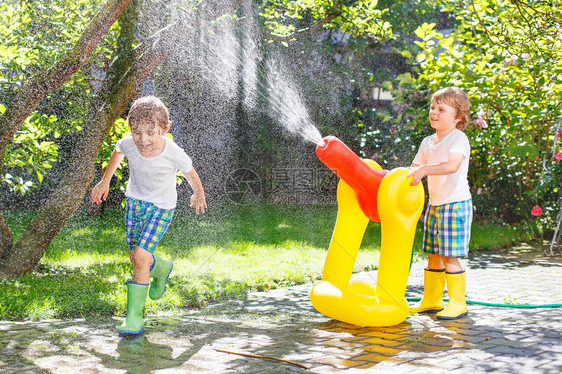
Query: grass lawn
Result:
<box><xmin>0</xmin><ymin>203</ymin><xmax>536</xmax><ymax>320</ymax></box>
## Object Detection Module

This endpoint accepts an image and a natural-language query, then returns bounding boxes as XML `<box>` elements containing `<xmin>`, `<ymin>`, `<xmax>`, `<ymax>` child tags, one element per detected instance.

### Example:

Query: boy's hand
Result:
<box><xmin>190</xmin><ymin>193</ymin><xmax>207</xmax><ymax>214</ymax></box>
<box><xmin>408</xmin><ymin>166</ymin><xmax>425</xmax><ymax>186</ymax></box>
<box><xmin>91</xmin><ymin>181</ymin><xmax>110</xmax><ymax>205</ymax></box>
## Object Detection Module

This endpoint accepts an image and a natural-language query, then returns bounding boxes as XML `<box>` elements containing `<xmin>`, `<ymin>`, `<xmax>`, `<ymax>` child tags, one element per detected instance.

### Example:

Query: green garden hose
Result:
<box><xmin>406</xmin><ymin>297</ymin><xmax>562</xmax><ymax>308</ymax></box>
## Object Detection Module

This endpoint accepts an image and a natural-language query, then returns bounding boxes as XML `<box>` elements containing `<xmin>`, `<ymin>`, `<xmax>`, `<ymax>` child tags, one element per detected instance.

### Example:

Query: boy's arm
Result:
<box><xmin>91</xmin><ymin>150</ymin><xmax>125</xmax><ymax>204</ymax></box>
<box><xmin>182</xmin><ymin>168</ymin><xmax>207</xmax><ymax>214</ymax></box>
<box><xmin>408</xmin><ymin>153</ymin><xmax>464</xmax><ymax>186</ymax></box>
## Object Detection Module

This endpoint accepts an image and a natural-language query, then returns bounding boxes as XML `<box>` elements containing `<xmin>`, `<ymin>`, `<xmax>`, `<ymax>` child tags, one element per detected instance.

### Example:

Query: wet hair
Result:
<box><xmin>127</xmin><ymin>96</ymin><xmax>171</xmax><ymax>131</ymax></box>
<box><xmin>431</xmin><ymin>87</ymin><xmax>471</xmax><ymax>130</ymax></box>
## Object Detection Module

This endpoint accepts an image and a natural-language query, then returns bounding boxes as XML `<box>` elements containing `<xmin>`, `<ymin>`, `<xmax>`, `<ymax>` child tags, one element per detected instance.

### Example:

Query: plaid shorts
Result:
<box><xmin>125</xmin><ymin>198</ymin><xmax>174</xmax><ymax>253</ymax></box>
<box><xmin>422</xmin><ymin>199</ymin><xmax>473</xmax><ymax>257</ymax></box>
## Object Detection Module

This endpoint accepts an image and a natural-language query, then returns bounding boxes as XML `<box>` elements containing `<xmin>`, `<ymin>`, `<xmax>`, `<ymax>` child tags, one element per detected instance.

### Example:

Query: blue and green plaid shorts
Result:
<box><xmin>125</xmin><ymin>198</ymin><xmax>174</xmax><ymax>253</ymax></box>
<box><xmin>422</xmin><ymin>199</ymin><xmax>473</xmax><ymax>257</ymax></box>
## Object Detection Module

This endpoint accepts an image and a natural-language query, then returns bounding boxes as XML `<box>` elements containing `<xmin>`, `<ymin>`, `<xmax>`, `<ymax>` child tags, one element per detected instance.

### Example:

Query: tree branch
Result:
<box><xmin>213</xmin><ymin>348</ymin><xmax>310</xmax><ymax>370</ymax></box>
<box><xmin>266</xmin><ymin>13</ymin><xmax>341</xmax><ymax>42</ymax></box>
<box><xmin>0</xmin><ymin>0</ymin><xmax>250</xmax><ymax>278</ymax></box>
<box><xmin>0</xmin><ymin>8</ymin><xmax>177</xmax><ymax>278</ymax></box>
<box><xmin>0</xmin><ymin>0</ymin><xmax>133</xmax><ymax>168</ymax></box>
<box><xmin>0</xmin><ymin>0</ymin><xmax>132</xmax><ymax>275</ymax></box>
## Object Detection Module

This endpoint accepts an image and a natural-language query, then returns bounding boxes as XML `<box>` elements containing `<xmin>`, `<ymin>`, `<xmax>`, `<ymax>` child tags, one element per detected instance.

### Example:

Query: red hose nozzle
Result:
<box><xmin>316</xmin><ymin>136</ymin><xmax>387</xmax><ymax>222</ymax></box>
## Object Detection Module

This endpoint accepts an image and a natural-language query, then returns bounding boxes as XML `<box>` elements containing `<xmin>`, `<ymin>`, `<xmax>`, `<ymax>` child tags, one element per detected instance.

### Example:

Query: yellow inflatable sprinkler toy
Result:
<box><xmin>310</xmin><ymin>136</ymin><xmax>425</xmax><ymax>327</ymax></box>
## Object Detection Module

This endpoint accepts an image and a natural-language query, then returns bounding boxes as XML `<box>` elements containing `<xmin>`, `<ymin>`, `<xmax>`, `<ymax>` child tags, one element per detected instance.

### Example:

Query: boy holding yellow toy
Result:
<box><xmin>408</xmin><ymin>87</ymin><xmax>473</xmax><ymax>320</ymax></box>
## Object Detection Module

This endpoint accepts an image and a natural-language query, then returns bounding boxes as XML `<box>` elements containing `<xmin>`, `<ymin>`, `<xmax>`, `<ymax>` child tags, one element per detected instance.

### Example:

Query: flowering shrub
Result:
<box><xmin>533</xmin><ymin>127</ymin><xmax>562</xmax><ymax>226</ymax></box>
<box><xmin>387</xmin><ymin>0</ymin><xmax>562</xmax><ymax>224</ymax></box>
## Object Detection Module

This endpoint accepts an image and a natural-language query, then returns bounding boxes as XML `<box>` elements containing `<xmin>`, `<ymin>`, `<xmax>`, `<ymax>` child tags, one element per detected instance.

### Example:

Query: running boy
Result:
<box><xmin>408</xmin><ymin>86</ymin><xmax>472</xmax><ymax>320</ymax></box>
<box><xmin>91</xmin><ymin>96</ymin><xmax>207</xmax><ymax>335</ymax></box>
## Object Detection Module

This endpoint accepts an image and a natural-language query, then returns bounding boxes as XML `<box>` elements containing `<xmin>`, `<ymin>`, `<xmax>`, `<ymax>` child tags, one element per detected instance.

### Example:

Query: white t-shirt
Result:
<box><xmin>116</xmin><ymin>136</ymin><xmax>193</xmax><ymax>209</ymax></box>
<box><xmin>413</xmin><ymin>129</ymin><xmax>471</xmax><ymax>206</ymax></box>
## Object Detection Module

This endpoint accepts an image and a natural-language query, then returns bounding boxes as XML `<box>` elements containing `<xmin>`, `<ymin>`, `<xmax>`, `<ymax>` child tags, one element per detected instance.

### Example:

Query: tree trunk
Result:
<box><xmin>0</xmin><ymin>21</ymin><xmax>174</xmax><ymax>279</ymax></box>
<box><xmin>0</xmin><ymin>211</ymin><xmax>12</xmax><ymax>258</ymax></box>
<box><xmin>0</xmin><ymin>0</ymin><xmax>244</xmax><ymax>278</ymax></box>
<box><xmin>0</xmin><ymin>0</ymin><xmax>133</xmax><ymax>275</ymax></box>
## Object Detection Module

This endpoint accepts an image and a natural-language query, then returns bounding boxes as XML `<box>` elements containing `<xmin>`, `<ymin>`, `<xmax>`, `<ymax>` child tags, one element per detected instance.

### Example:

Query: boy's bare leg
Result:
<box><xmin>442</xmin><ymin>256</ymin><xmax>463</xmax><ymax>273</ymax></box>
<box><xmin>130</xmin><ymin>247</ymin><xmax>154</xmax><ymax>283</ymax></box>
<box><xmin>427</xmin><ymin>253</ymin><xmax>445</xmax><ymax>269</ymax></box>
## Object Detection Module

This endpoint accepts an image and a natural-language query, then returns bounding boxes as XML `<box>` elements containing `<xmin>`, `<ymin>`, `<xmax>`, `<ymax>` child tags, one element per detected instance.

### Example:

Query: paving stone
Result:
<box><xmin>352</xmin><ymin>352</ymin><xmax>401</xmax><ymax>362</ymax></box>
<box><xmin>313</xmin><ymin>355</ymin><xmax>367</xmax><ymax>369</ymax></box>
<box><xmin>361</xmin><ymin>337</ymin><xmax>405</xmax><ymax>348</ymax></box>
<box><xmin>361</xmin><ymin>344</ymin><xmax>403</xmax><ymax>356</ymax></box>
<box><xmin>356</xmin><ymin>331</ymin><xmax>410</xmax><ymax>340</ymax></box>
<box><xmin>309</xmin><ymin>364</ymin><xmax>341</xmax><ymax>373</ymax></box>
<box><xmin>1</xmin><ymin>244</ymin><xmax>562</xmax><ymax>372</ymax></box>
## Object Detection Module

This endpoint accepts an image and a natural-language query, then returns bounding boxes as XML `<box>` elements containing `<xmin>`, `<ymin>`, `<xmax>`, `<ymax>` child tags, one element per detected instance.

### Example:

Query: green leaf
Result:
<box><xmin>400</xmin><ymin>50</ymin><xmax>412</xmax><ymax>59</ymax></box>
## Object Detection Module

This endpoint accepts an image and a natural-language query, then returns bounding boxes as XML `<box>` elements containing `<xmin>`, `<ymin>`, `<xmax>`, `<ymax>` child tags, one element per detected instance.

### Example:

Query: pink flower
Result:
<box><xmin>503</xmin><ymin>56</ymin><xmax>517</xmax><ymax>65</ymax></box>
<box><xmin>473</xmin><ymin>118</ymin><xmax>488</xmax><ymax>129</ymax></box>
<box><xmin>477</xmin><ymin>109</ymin><xmax>491</xmax><ymax>120</ymax></box>
<box><xmin>556</xmin><ymin>152</ymin><xmax>562</xmax><ymax>161</ymax></box>
<box><xmin>477</xmin><ymin>187</ymin><xmax>483</xmax><ymax>195</ymax></box>
<box><xmin>557</xmin><ymin>131</ymin><xmax>562</xmax><ymax>139</ymax></box>
<box><xmin>531</xmin><ymin>205</ymin><xmax>543</xmax><ymax>216</ymax></box>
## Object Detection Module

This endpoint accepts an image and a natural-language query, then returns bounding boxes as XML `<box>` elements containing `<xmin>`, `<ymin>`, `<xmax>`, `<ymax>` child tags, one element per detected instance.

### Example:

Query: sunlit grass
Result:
<box><xmin>0</xmin><ymin>203</ymin><xmax>536</xmax><ymax>320</ymax></box>
<box><xmin>470</xmin><ymin>221</ymin><xmax>536</xmax><ymax>250</ymax></box>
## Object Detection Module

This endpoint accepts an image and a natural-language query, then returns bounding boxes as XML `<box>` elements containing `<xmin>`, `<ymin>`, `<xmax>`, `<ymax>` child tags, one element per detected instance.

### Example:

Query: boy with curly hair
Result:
<box><xmin>91</xmin><ymin>96</ymin><xmax>207</xmax><ymax>334</ymax></box>
<box><xmin>408</xmin><ymin>86</ymin><xmax>472</xmax><ymax>320</ymax></box>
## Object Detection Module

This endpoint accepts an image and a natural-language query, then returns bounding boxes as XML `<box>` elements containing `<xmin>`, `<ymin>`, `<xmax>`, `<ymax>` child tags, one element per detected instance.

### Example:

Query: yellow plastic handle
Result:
<box><xmin>310</xmin><ymin>162</ymin><xmax>424</xmax><ymax>326</ymax></box>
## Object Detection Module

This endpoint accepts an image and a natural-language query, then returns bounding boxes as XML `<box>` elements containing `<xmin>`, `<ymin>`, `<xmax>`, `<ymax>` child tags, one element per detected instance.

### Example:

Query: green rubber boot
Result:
<box><xmin>118</xmin><ymin>281</ymin><xmax>149</xmax><ymax>335</ymax></box>
<box><xmin>149</xmin><ymin>254</ymin><xmax>173</xmax><ymax>300</ymax></box>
